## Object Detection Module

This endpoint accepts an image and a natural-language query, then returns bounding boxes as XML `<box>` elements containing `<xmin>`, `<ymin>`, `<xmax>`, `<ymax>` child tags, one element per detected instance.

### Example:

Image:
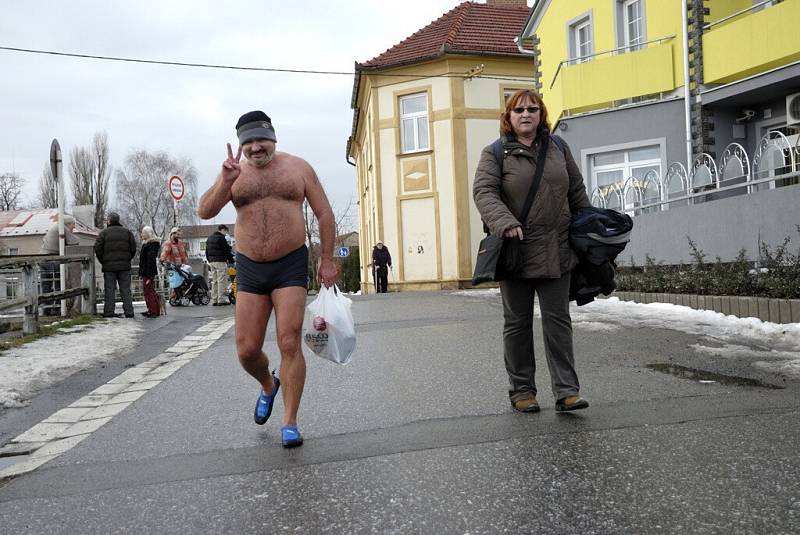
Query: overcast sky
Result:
<box><xmin>0</xmin><ymin>1</ymin><xmax>525</xmax><ymax>228</ymax></box>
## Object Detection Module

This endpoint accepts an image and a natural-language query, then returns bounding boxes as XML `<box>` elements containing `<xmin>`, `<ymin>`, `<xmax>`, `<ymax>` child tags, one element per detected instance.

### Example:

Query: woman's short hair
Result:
<box><xmin>141</xmin><ymin>226</ymin><xmax>157</xmax><ymax>241</ymax></box>
<box><xmin>500</xmin><ymin>89</ymin><xmax>551</xmax><ymax>138</ymax></box>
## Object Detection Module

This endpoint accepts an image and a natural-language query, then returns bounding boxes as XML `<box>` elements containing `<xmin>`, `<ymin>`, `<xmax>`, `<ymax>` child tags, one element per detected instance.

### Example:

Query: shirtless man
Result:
<box><xmin>198</xmin><ymin>110</ymin><xmax>337</xmax><ymax>448</ymax></box>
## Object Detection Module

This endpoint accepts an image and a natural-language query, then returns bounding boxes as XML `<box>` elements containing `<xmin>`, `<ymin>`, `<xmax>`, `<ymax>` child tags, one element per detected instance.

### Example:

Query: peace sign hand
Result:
<box><xmin>221</xmin><ymin>143</ymin><xmax>242</xmax><ymax>185</ymax></box>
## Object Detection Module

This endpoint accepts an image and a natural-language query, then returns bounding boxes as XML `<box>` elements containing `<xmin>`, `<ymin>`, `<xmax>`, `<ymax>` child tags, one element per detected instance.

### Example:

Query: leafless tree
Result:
<box><xmin>69</xmin><ymin>131</ymin><xmax>112</xmax><ymax>227</ymax></box>
<box><xmin>38</xmin><ymin>163</ymin><xmax>58</xmax><ymax>208</ymax></box>
<box><xmin>0</xmin><ymin>172</ymin><xmax>24</xmax><ymax>210</ymax></box>
<box><xmin>92</xmin><ymin>131</ymin><xmax>112</xmax><ymax>228</ymax></box>
<box><xmin>115</xmin><ymin>148</ymin><xmax>198</xmax><ymax>240</ymax></box>
<box><xmin>69</xmin><ymin>146</ymin><xmax>94</xmax><ymax>205</ymax></box>
<box><xmin>303</xmin><ymin>197</ymin><xmax>357</xmax><ymax>289</ymax></box>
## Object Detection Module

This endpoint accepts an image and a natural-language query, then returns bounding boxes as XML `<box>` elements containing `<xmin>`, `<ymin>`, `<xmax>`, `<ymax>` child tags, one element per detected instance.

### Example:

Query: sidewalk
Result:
<box><xmin>0</xmin><ymin>292</ymin><xmax>798</xmax><ymax>533</ymax></box>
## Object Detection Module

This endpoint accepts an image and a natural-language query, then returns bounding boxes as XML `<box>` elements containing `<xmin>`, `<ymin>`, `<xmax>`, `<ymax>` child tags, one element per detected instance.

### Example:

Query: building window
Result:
<box><xmin>400</xmin><ymin>93</ymin><xmax>429</xmax><ymax>153</ymax></box>
<box><xmin>7</xmin><ymin>248</ymin><xmax>18</xmax><ymax>255</ymax></box>
<box><xmin>590</xmin><ymin>145</ymin><xmax>661</xmax><ymax>210</ymax></box>
<box><xmin>620</xmin><ymin>0</ymin><xmax>645</xmax><ymax>52</ymax></box>
<box><xmin>569</xmin><ymin>17</ymin><xmax>593</xmax><ymax>64</ymax></box>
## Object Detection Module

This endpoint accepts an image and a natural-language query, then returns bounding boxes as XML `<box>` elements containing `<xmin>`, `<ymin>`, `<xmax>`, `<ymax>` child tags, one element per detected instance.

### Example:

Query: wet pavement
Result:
<box><xmin>0</xmin><ymin>292</ymin><xmax>798</xmax><ymax>533</ymax></box>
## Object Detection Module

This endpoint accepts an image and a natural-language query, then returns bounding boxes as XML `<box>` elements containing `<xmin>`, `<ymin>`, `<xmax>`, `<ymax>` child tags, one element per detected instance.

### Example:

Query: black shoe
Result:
<box><xmin>125</xmin><ymin>314</ymin><xmax>135</xmax><ymax>318</ymax></box>
<box><xmin>140</xmin><ymin>312</ymin><xmax>151</xmax><ymax>317</ymax></box>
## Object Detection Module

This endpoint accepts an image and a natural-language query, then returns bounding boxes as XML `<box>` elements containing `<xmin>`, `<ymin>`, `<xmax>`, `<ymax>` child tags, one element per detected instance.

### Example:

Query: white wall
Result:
<box><xmin>465</xmin><ymin>118</ymin><xmax>504</xmax><ymax>261</ymax></box>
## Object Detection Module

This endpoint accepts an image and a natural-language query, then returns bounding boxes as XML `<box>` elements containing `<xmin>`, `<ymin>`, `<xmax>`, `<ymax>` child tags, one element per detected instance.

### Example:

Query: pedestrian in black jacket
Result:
<box><xmin>94</xmin><ymin>212</ymin><xmax>137</xmax><ymax>318</ymax></box>
<box><xmin>205</xmin><ymin>224</ymin><xmax>234</xmax><ymax>305</ymax></box>
<box><xmin>371</xmin><ymin>241</ymin><xmax>392</xmax><ymax>293</ymax></box>
<box><xmin>138</xmin><ymin>226</ymin><xmax>162</xmax><ymax>317</ymax></box>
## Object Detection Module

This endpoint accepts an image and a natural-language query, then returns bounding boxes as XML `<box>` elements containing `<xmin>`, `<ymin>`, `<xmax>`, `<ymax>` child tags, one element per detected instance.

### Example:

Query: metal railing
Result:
<box><xmin>549</xmin><ymin>34</ymin><xmax>676</xmax><ymax>90</ymax></box>
<box><xmin>703</xmin><ymin>0</ymin><xmax>780</xmax><ymax>30</ymax></box>
<box><xmin>589</xmin><ymin>130</ymin><xmax>800</xmax><ymax>216</ymax></box>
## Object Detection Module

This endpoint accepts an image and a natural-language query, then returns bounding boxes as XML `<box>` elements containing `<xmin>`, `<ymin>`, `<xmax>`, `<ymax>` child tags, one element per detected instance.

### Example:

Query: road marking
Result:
<box><xmin>0</xmin><ymin>318</ymin><xmax>234</xmax><ymax>481</ymax></box>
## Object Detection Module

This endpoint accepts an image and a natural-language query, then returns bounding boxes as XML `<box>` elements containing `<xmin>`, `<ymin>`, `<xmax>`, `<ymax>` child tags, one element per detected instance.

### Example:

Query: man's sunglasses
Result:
<box><xmin>512</xmin><ymin>106</ymin><xmax>541</xmax><ymax>114</ymax></box>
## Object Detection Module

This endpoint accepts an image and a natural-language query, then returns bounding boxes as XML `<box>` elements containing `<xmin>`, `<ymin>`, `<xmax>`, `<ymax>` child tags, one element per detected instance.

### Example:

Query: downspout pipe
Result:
<box><xmin>514</xmin><ymin>35</ymin><xmax>536</xmax><ymax>56</ymax></box>
<box><xmin>681</xmin><ymin>0</ymin><xmax>693</xmax><ymax>171</ymax></box>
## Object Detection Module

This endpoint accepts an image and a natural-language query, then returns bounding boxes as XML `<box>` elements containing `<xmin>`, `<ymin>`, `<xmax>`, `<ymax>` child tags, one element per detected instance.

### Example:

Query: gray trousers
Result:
<box><xmin>103</xmin><ymin>270</ymin><xmax>134</xmax><ymax>317</ymax></box>
<box><xmin>499</xmin><ymin>272</ymin><xmax>580</xmax><ymax>402</ymax></box>
<box><xmin>208</xmin><ymin>261</ymin><xmax>228</xmax><ymax>304</ymax></box>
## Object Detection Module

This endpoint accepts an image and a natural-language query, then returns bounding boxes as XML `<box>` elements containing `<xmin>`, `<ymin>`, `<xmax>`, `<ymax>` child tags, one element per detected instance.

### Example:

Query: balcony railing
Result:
<box><xmin>549</xmin><ymin>35</ymin><xmax>676</xmax><ymax>90</ymax></box>
<box><xmin>548</xmin><ymin>35</ymin><xmax>676</xmax><ymax>115</ymax></box>
<box><xmin>703</xmin><ymin>0</ymin><xmax>800</xmax><ymax>84</ymax></box>
<box><xmin>590</xmin><ymin>131</ymin><xmax>800</xmax><ymax>216</ymax></box>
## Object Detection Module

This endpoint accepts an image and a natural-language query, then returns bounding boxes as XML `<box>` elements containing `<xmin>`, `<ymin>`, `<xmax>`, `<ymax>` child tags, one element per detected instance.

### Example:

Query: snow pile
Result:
<box><xmin>454</xmin><ymin>291</ymin><xmax>800</xmax><ymax>377</ymax></box>
<box><xmin>0</xmin><ymin>319</ymin><xmax>142</xmax><ymax>408</ymax></box>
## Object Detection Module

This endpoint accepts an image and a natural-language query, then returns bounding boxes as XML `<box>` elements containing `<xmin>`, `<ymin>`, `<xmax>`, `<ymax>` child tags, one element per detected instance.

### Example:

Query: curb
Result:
<box><xmin>612</xmin><ymin>292</ymin><xmax>800</xmax><ymax>324</ymax></box>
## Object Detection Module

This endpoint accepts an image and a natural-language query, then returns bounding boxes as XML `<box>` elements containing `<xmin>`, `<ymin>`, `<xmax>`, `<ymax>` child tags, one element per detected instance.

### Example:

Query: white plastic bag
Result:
<box><xmin>303</xmin><ymin>285</ymin><xmax>356</xmax><ymax>365</ymax></box>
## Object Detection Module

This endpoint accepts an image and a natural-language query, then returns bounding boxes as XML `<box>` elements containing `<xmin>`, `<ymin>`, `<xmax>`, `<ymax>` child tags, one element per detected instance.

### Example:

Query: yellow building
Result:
<box><xmin>347</xmin><ymin>0</ymin><xmax>534</xmax><ymax>293</ymax></box>
<box><xmin>519</xmin><ymin>0</ymin><xmax>800</xmax><ymax>264</ymax></box>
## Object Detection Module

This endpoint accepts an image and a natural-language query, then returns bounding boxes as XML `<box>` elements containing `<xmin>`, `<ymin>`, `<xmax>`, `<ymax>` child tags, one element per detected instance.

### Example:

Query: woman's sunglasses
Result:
<box><xmin>512</xmin><ymin>106</ymin><xmax>540</xmax><ymax>114</ymax></box>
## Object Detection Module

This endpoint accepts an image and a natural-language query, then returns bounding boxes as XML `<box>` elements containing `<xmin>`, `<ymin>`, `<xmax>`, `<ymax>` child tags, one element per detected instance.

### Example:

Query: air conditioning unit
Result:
<box><xmin>787</xmin><ymin>92</ymin><xmax>800</xmax><ymax>126</ymax></box>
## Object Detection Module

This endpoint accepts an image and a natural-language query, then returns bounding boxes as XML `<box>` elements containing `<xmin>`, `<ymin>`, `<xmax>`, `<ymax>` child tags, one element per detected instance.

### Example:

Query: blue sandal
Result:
<box><xmin>281</xmin><ymin>425</ymin><xmax>304</xmax><ymax>448</ymax></box>
<box><xmin>253</xmin><ymin>371</ymin><xmax>280</xmax><ymax>425</ymax></box>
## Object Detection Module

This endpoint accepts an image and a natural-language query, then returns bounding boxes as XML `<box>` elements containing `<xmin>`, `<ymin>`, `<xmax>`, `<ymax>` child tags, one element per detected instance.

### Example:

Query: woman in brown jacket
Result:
<box><xmin>473</xmin><ymin>89</ymin><xmax>591</xmax><ymax>413</ymax></box>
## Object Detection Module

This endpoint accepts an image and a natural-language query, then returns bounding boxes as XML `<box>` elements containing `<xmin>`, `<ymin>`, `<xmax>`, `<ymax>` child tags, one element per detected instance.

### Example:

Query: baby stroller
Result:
<box><xmin>164</xmin><ymin>263</ymin><xmax>210</xmax><ymax>306</ymax></box>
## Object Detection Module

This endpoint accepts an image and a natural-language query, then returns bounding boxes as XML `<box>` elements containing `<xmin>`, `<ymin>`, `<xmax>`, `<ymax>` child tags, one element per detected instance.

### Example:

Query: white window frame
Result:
<box><xmin>571</xmin><ymin>19</ymin><xmax>592</xmax><ymax>63</ymax></box>
<box><xmin>399</xmin><ymin>93</ymin><xmax>430</xmax><ymax>154</ymax></box>
<box><xmin>590</xmin><ymin>148</ymin><xmax>662</xmax><ymax>194</ymax></box>
<box><xmin>623</xmin><ymin>0</ymin><xmax>645</xmax><ymax>52</ymax></box>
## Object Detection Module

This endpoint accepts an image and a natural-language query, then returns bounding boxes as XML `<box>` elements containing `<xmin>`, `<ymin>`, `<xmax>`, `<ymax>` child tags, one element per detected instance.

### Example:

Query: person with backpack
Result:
<box><xmin>473</xmin><ymin>89</ymin><xmax>591</xmax><ymax>414</ymax></box>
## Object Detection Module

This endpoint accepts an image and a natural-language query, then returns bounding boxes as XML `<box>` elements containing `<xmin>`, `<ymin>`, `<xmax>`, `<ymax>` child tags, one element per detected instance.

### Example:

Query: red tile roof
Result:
<box><xmin>358</xmin><ymin>2</ymin><xmax>531</xmax><ymax>70</ymax></box>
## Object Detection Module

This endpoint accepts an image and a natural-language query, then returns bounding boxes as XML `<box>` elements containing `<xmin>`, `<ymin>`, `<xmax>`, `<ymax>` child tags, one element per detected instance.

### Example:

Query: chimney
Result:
<box><xmin>485</xmin><ymin>0</ymin><xmax>528</xmax><ymax>7</ymax></box>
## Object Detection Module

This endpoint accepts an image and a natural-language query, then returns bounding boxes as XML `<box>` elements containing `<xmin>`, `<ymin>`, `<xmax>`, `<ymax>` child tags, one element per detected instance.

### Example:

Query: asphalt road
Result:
<box><xmin>0</xmin><ymin>291</ymin><xmax>798</xmax><ymax>534</ymax></box>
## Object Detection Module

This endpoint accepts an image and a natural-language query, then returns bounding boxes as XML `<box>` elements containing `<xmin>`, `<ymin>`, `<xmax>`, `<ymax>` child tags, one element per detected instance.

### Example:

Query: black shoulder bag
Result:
<box><xmin>472</xmin><ymin>136</ymin><xmax>550</xmax><ymax>285</ymax></box>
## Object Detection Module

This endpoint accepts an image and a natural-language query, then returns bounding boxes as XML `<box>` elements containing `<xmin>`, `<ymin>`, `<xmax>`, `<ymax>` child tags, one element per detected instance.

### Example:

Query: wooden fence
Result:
<box><xmin>0</xmin><ymin>254</ymin><xmax>95</xmax><ymax>335</ymax></box>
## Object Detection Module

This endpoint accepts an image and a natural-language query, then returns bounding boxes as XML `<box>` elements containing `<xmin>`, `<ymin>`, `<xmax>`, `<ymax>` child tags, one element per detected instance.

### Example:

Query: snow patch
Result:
<box><xmin>0</xmin><ymin>319</ymin><xmax>142</xmax><ymax>408</ymax></box>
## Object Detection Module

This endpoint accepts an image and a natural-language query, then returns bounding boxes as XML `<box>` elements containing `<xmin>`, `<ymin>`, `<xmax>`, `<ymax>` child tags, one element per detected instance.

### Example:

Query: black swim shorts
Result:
<box><xmin>235</xmin><ymin>245</ymin><xmax>309</xmax><ymax>295</ymax></box>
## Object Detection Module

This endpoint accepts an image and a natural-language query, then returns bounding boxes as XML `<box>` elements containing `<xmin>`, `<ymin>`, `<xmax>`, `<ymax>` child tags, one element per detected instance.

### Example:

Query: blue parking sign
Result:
<box><xmin>337</xmin><ymin>246</ymin><xmax>350</xmax><ymax>258</ymax></box>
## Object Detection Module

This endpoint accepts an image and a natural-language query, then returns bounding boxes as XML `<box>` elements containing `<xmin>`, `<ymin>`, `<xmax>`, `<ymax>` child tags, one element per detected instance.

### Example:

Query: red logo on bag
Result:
<box><xmin>313</xmin><ymin>316</ymin><xmax>327</xmax><ymax>331</ymax></box>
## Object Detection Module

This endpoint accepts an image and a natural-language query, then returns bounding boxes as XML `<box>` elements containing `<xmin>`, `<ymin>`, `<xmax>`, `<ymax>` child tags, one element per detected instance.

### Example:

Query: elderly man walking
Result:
<box><xmin>94</xmin><ymin>212</ymin><xmax>137</xmax><ymax>318</ymax></box>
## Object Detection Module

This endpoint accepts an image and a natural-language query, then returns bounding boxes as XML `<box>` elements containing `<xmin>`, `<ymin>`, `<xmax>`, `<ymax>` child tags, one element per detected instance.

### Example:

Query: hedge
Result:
<box><xmin>616</xmin><ymin>228</ymin><xmax>800</xmax><ymax>299</ymax></box>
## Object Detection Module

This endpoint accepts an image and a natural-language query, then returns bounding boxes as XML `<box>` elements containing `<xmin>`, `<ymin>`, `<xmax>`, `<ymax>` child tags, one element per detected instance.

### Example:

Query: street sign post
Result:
<box><xmin>168</xmin><ymin>175</ymin><xmax>185</xmax><ymax>201</ymax></box>
<box><xmin>336</xmin><ymin>246</ymin><xmax>350</xmax><ymax>258</ymax></box>
<box><xmin>50</xmin><ymin>139</ymin><xmax>67</xmax><ymax>316</ymax></box>
<box><xmin>168</xmin><ymin>175</ymin><xmax>185</xmax><ymax>226</ymax></box>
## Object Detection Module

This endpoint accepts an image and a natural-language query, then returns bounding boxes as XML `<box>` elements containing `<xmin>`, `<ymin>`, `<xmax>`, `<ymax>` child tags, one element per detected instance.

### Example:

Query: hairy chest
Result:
<box><xmin>231</xmin><ymin>166</ymin><xmax>304</xmax><ymax>208</ymax></box>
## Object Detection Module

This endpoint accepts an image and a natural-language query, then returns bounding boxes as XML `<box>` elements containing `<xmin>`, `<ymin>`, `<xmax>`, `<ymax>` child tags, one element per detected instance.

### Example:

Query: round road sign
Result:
<box><xmin>168</xmin><ymin>175</ymin><xmax>185</xmax><ymax>201</ymax></box>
